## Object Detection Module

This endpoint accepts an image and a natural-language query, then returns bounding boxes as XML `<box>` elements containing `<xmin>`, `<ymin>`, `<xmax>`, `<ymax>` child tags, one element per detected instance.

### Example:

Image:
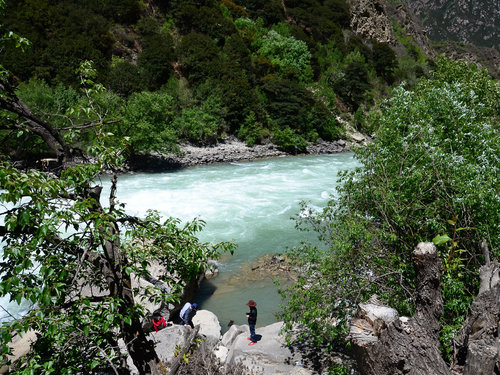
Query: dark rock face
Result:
<box><xmin>401</xmin><ymin>0</ymin><xmax>500</xmax><ymax>51</ymax></box>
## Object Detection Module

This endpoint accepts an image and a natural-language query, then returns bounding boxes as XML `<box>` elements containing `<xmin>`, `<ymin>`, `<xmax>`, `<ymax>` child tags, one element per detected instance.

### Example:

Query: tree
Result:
<box><xmin>279</xmin><ymin>57</ymin><xmax>500</xmax><ymax>372</ymax></box>
<box><xmin>137</xmin><ymin>32</ymin><xmax>175</xmax><ymax>90</ymax></box>
<box><xmin>177</xmin><ymin>32</ymin><xmax>222</xmax><ymax>84</ymax></box>
<box><xmin>333</xmin><ymin>51</ymin><xmax>372</xmax><ymax>110</ymax></box>
<box><xmin>255</xmin><ymin>30</ymin><xmax>313</xmax><ymax>83</ymax></box>
<box><xmin>0</xmin><ymin>60</ymin><xmax>234</xmax><ymax>373</ymax></box>
<box><xmin>349</xmin><ymin>241</ymin><xmax>500</xmax><ymax>375</ymax></box>
<box><xmin>121</xmin><ymin>90</ymin><xmax>178</xmax><ymax>153</ymax></box>
<box><xmin>371</xmin><ymin>41</ymin><xmax>397</xmax><ymax>84</ymax></box>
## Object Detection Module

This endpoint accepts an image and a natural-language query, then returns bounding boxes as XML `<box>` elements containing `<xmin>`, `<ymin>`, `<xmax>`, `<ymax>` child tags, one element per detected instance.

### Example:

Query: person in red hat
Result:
<box><xmin>245</xmin><ymin>300</ymin><xmax>258</xmax><ymax>345</ymax></box>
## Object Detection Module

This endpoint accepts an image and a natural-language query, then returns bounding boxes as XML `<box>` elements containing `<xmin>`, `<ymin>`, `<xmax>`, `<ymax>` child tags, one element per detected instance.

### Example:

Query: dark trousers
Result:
<box><xmin>249</xmin><ymin>324</ymin><xmax>256</xmax><ymax>342</ymax></box>
<box><xmin>182</xmin><ymin>318</ymin><xmax>194</xmax><ymax>328</ymax></box>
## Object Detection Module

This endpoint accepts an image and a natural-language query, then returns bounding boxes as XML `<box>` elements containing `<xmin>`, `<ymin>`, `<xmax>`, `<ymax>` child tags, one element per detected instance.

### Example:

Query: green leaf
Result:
<box><xmin>433</xmin><ymin>234</ymin><xmax>452</xmax><ymax>246</ymax></box>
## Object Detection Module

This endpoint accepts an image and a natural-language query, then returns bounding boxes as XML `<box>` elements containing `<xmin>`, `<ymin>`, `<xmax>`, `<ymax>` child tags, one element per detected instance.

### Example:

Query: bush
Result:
<box><xmin>272</xmin><ymin>126</ymin><xmax>308</xmax><ymax>153</ymax></box>
<box><xmin>172</xmin><ymin>102</ymin><xmax>225</xmax><ymax>146</ymax></box>
<box><xmin>256</xmin><ymin>30</ymin><xmax>313</xmax><ymax>83</ymax></box>
<box><xmin>238</xmin><ymin>111</ymin><xmax>268</xmax><ymax>146</ymax></box>
<box><xmin>107</xmin><ymin>59</ymin><xmax>145</xmax><ymax>96</ymax></box>
<box><xmin>1</xmin><ymin>0</ymin><xmax>113</xmax><ymax>85</ymax></box>
<box><xmin>371</xmin><ymin>41</ymin><xmax>398</xmax><ymax>84</ymax></box>
<box><xmin>177</xmin><ymin>33</ymin><xmax>222</xmax><ymax>84</ymax></box>
<box><xmin>137</xmin><ymin>32</ymin><xmax>175</xmax><ymax>90</ymax></box>
<box><xmin>280</xmin><ymin>58</ymin><xmax>500</xmax><ymax>358</ymax></box>
<box><xmin>333</xmin><ymin>51</ymin><xmax>372</xmax><ymax>110</ymax></box>
<box><xmin>122</xmin><ymin>91</ymin><xmax>178</xmax><ymax>153</ymax></box>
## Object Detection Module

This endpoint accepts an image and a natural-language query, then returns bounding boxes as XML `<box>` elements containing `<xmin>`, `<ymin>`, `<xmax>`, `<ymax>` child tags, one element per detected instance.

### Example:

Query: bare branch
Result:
<box><xmin>57</xmin><ymin>120</ymin><xmax>121</xmax><ymax>131</ymax></box>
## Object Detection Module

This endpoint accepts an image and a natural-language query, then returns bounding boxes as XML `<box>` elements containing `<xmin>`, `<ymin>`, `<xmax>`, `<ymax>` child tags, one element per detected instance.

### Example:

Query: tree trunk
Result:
<box><xmin>91</xmin><ymin>180</ymin><xmax>163</xmax><ymax>375</ymax></box>
<box><xmin>451</xmin><ymin>241</ymin><xmax>500</xmax><ymax>375</ymax></box>
<box><xmin>0</xmin><ymin>81</ymin><xmax>73</xmax><ymax>165</ymax></box>
<box><xmin>349</xmin><ymin>242</ymin><xmax>450</xmax><ymax>375</ymax></box>
<box><xmin>349</xmin><ymin>241</ymin><xmax>500</xmax><ymax>375</ymax></box>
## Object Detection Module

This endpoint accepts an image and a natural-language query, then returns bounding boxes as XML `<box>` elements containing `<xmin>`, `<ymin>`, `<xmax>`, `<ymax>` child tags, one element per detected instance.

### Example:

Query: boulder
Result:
<box><xmin>148</xmin><ymin>325</ymin><xmax>192</xmax><ymax>364</ymax></box>
<box><xmin>224</xmin><ymin>322</ymin><xmax>305</xmax><ymax>375</ymax></box>
<box><xmin>290</xmin><ymin>367</ymin><xmax>315</xmax><ymax>375</ymax></box>
<box><xmin>192</xmin><ymin>309</ymin><xmax>222</xmax><ymax>343</ymax></box>
<box><xmin>221</xmin><ymin>324</ymin><xmax>247</xmax><ymax>347</ymax></box>
<box><xmin>213</xmin><ymin>345</ymin><xmax>229</xmax><ymax>364</ymax></box>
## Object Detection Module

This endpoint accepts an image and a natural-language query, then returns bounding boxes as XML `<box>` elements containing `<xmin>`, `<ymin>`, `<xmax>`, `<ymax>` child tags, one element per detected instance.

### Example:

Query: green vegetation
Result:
<box><xmin>279</xmin><ymin>57</ymin><xmax>499</xmax><ymax>370</ymax></box>
<box><xmin>1</xmin><ymin>0</ymin><xmax>433</xmax><ymax>158</ymax></box>
<box><xmin>0</xmin><ymin>59</ymin><xmax>234</xmax><ymax>373</ymax></box>
<box><xmin>2</xmin><ymin>1</ymin><xmax>499</xmax><ymax>373</ymax></box>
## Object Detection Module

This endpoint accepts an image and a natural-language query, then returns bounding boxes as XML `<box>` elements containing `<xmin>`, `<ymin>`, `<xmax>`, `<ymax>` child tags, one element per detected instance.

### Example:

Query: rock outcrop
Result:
<box><xmin>192</xmin><ymin>310</ymin><xmax>222</xmax><ymax>343</ymax></box>
<box><xmin>401</xmin><ymin>0</ymin><xmax>500</xmax><ymax>51</ymax></box>
<box><xmin>349</xmin><ymin>0</ymin><xmax>434</xmax><ymax>57</ymax></box>
<box><xmin>349</xmin><ymin>0</ymin><xmax>397</xmax><ymax>45</ymax></box>
<box><xmin>221</xmin><ymin>322</ymin><xmax>311</xmax><ymax>375</ymax></box>
<box><xmin>140</xmin><ymin>314</ymin><xmax>317</xmax><ymax>374</ymax></box>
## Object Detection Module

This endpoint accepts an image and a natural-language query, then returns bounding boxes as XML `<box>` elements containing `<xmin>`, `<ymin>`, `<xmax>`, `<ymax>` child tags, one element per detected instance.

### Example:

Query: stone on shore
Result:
<box><xmin>223</xmin><ymin>322</ymin><xmax>307</xmax><ymax>374</ymax></box>
<box><xmin>149</xmin><ymin>325</ymin><xmax>193</xmax><ymax>364</ymax></box>
<box><xmin>192</xmin><ymin>309</ymin><xmax>222</xmax><ymax>343</ymax></box>
<box><xmin>128</xmin><ymin>138</ymin><xmax>351</xmax><ymax>172</ymax></box>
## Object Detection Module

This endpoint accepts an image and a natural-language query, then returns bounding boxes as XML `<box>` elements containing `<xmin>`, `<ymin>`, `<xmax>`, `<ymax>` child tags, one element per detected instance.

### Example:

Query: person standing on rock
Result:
<box><xmin>246</xmin><ymin>300</ymin><xmax>258</xmax><ymax>345</ymax></box>
<box><xmin>180</xmin><ymin>302</ymin><xmax>198</xmax><ymax>328</ymax></box>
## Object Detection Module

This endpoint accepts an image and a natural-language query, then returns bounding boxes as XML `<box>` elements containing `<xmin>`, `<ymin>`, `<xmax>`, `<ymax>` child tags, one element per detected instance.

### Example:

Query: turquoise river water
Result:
<box><xmin>1</xmin><ymin>153</ymin><xmax>358</xmax><ymax>328</ymax></box>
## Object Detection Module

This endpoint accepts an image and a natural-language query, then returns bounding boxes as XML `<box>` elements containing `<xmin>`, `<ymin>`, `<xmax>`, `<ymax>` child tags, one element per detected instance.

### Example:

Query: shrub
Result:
<box><xmin>177</xmin><ymin>33</ymin><xmax>222</xmax><ymax>84</ymax></box>
<box><xmin>256</xmin><ymin>30</ymin><xmax>313</xmax><ymax>83</ymax></box>
<box><xmin>371</xmin><ymin>41</ymin><xmax>398</xmax><ymax>84</ymax></box>
<box><xmin>272</xmin><ymin>126</ymin><xmax>308</xmax><ymax>153</ymax></box>
<box><xmin>172</xmin><ymin>103</ymin><xmax>225</xmax><ymax>146</ymax></box>
<box><xmin>137</xmin><ymin>33</ymin><xmax>175</xmax><ymax>90</ymax></box>
<box><xmin>238</xmin><ymin>111</ymin><xmax>268</xmax><ymax>146</ymax></box>
<box><xmin>122</xmin><ymin>91</ymin><xmax>178</xmax><ymax>153</ymax></box>
<box><xmin>107</xmin><ymin>59</ymin><xmax>145</xmax><ymax>96</ymax></box>
<box><xmin>280</xmin><ymin>58</ymin><xmax>500</xmax><ymax>359</ymax></box>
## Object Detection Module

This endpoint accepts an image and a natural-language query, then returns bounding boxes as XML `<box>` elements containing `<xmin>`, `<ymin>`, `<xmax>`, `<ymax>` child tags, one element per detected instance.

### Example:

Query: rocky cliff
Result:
<box><xmin>349</xmin><ymin>0</ymin><xmax>499</xmax><ymax>78</ymax></box>
<box><xmin>349</xmin><ymin>0</ymin><xmax>434</xmax><ymax>57</ymax></box>
<box><xmin>402</xmin><ymin>0</ymin><xmax>499</xmax><ymax>51</ymax></box>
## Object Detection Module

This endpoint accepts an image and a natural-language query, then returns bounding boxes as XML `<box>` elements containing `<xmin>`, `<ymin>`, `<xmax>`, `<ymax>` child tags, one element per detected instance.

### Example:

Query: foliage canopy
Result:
<box><xmin>280</xmin><ymin>58</ymin><xmax>500</xmax><ymax>364</ymax></box>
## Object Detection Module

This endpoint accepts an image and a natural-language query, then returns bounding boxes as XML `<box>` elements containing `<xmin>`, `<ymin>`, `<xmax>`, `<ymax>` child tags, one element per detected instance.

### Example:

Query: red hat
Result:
<box><xmin>246</xmin><ymin>300</ymin><xmax>257</xmax><ymax>307</ymax></box>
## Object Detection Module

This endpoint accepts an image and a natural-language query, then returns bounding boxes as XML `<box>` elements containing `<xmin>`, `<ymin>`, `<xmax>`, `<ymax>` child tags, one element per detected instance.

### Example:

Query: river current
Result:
<box><xmin>1</xmin><ymin>153</ymin><xmax>358</xmax><ymax>328</ymax></box>
<box><xmin>102</xmin><ymin>153</ymin><xmax>358</xmax><ymax>330</ymax></box>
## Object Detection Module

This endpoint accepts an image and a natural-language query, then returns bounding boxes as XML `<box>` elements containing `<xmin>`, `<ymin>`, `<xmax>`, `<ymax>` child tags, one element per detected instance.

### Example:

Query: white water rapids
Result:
<box><xmin>1</xmin><ymin>153</ymin><xmax>359</xmax><ymax>329</ymax></box>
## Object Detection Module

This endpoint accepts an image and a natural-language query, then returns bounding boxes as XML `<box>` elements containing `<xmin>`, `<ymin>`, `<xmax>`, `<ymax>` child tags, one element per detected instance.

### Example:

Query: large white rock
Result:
<box><xmin>290</xmin><ymin>367</ymin><xmax>315</xmax><ymax>375</ymax></box>
<box><xmin>213</xmin><ymin>345</ymin><xmax>229</xmax><ymax>364</ymax></box>
<box><xmin>221</xmin><ymin>324</ymin><xmax>247</xmax><ymax>347</ymax></box>
<box><xmin>192</xmin><ymin>309</ymin><xmax>221</xmax><ymax>342</ymax></box>
<box><xmin>224</xmin><ymin>322</ymin><xmax>305</xmax><ymax>374</ymax></box>
<box><xmin>149</xmin><ymin>325</ymin><xmax>192</xmax><ymax>364</ymax></box>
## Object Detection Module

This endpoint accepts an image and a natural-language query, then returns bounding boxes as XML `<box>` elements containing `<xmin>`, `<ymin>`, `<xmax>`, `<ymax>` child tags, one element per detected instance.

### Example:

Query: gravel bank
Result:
<box><xmin>128</xmin><ymin>138</ymin><xmax>351</xmax><ymax>171</ymax></box>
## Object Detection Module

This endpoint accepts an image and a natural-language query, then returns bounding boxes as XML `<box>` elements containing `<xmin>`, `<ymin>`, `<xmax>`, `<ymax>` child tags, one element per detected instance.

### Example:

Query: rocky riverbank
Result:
<box><xmin>127</xmin><ymin>138</ymin><xmax>353</xmax><ymax>172</ymax></box>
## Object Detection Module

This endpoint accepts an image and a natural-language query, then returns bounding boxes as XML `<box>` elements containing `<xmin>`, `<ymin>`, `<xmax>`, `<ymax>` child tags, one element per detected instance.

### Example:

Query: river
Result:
<box><xmin>101</xmin><ymin>153</ymin><xmax>358</xmax><ymax>330</ymax></box>
<box><xmin>0</xmin><ymin>153</ymin><xmax>358</xmax><ymax>328</ymax></box>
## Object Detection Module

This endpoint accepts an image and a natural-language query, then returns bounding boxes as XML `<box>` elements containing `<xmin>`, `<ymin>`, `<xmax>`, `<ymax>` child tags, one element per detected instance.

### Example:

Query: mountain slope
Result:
<box><xmin>402</xmin><ymin>0</ymin><xmax>499</xmax><ymax>51</ymax></box>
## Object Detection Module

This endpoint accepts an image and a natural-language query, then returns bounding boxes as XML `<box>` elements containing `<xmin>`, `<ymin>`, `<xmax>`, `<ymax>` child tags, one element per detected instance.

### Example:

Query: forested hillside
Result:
<box><xmin>1</xmin><ymin>0</ymin><xmax>430</xmax><ymax>162</ymax></box>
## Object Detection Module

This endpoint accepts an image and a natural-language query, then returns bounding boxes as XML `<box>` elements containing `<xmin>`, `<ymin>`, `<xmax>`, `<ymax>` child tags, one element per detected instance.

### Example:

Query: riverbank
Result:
<box><xmin>127</xmin><ymin>138</ymin><xmax>353</xmax><ymax>172</ymax></box>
